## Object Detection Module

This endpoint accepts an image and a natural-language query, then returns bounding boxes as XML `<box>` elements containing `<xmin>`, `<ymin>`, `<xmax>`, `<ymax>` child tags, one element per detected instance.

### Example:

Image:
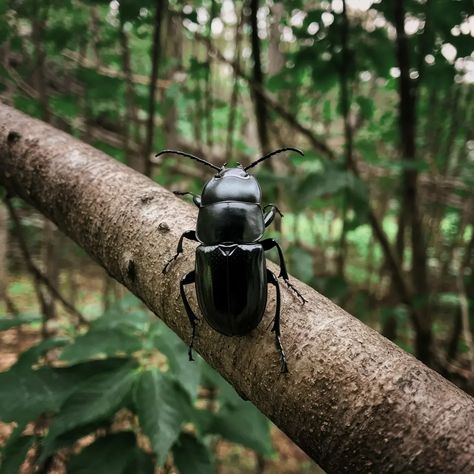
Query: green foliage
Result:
<box><xmin>66</xmin><ymin>432</ymin><xmax>153</xmax><ymax>474</ymax></box>
<box><xmin>0</xmin><ymin>433</ymin><xmax>35</xmax><ymax>474</ymax></box>
<box><xmin>1</xmin><ymin>0</ymin><xmax>473</xmax><ymax>468</ymax></box>
<box><xmin>134</xmin><ymin>369</ymin><xmax>188</xmax><ymax>466</ymax></box>
<box><xmin>0</xmin><ymin>297</ymin><xmax>272</xmax><ymax>472</ymax></box>
<box><xmin>172</xmin><ymin>433</ymin><xmax>215</xmax><ymax>474</ymax></box>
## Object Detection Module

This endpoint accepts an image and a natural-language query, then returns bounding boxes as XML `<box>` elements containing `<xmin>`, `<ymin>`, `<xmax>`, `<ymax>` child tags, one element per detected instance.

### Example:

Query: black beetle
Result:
<box><xmin>157</xmin><ymin>147</ymin><xmax>306</xmax><ymax>373</ymax></box>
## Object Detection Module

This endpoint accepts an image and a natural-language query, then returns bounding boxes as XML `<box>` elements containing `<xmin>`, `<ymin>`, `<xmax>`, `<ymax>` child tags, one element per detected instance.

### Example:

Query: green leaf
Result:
<box><xmin>0</xmin><ymin>314</ymin><xmax>40</xmax><ymax>331</ymax></box>
<box><xmin>200</xmin><ymin>365</ymin><xmax>242</xmax><ymax>408</ymax></box>
<box><xmin>67</xmin><ymin>432</ymin><xmax>153</xmax><ymax>474</ymax></box>
<box><xmin>59</xmin><ymin>329</ymin><xmax>142</xmax><ymax>364</ymax></box>
<box><xmin>0</xmin><ymin>368</ymin><xmax>66</xmax><ymax>424</ymax></box>
<box><xmin>45</xmin><ymin>360</ymin><xmax>138</xmax><ymax>441</ymax></box>
<box><xmin>14</xmin><ymin>337</ymin><xmax>68</xmax><ymax>370</ymax></box>
<box><xmin>40</xmin><ymin>421</ymin><xmax>109</xmax><ymax>462</ymax></box>
<box><xmin>92</xmin><ymin>295</ymin><xmax>152</xmax><ymax>334</ymax></box>
<box><xmin>355</xmin><ymin>96</ymin><xmax>374</xmax><ymax>121</ymax></box>
<box><xmin>323</xmin><ymin>99</ymin><xmax>332</xmax><ymax>122</ymax></box>
<box><xmin>134</xmin><ymin>369</ymin><xmax>189</xmax><ymax>466</ymax></box>
<box><xmin>0</xmin><ymin>432</ymin><xmax>34</xmax><ymax>474</ymax></box>
<box><xmin>172</xmin><ymin>433</ymin><xmax>215</xmax><ymax>474</ymax></box>
<box><xmin>152</xmin><ymin>323</ymin><xmax>201</xmax><ymax>399</ymax></box>
<box><xmin>0</xmin><ymin>359</ymin><xmax>133</xmax><ymax>425</ymax></box>
<box><xmin>206</xmin><ymin>403</ymin><xmax>273</xmax><ymax>456</ymax></box>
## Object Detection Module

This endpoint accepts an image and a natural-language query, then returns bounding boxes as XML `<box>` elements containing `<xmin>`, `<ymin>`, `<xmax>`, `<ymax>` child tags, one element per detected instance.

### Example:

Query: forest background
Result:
<box><xmin>0</xmin><ymin>0</ymin><xmax>473</xmax><ymax>472</ymax></box>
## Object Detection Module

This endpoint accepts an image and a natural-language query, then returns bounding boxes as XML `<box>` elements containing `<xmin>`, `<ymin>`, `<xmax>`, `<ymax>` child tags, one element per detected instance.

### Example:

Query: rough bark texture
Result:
<box><xmin>0</xmin><ymin>104</ymin><xmax>473</xmax><ymax>473</ymax></box>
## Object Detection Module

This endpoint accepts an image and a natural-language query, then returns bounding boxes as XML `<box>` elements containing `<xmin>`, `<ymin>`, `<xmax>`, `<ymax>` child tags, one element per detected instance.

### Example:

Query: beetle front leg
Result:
<box><xmin>261</xmin><ymin>238</ymin><xmax>307</xmax><ymax>304</ymax></box>
<box><xmin>173</xmin><ymin>191</ymin><xmax>201</xmax><ymax>208</ymax></box>
<box><xmin>162</xmin><ymin>230</ymin><xmax>198</xmax><ymax>273</ymax></box>
<box><xmin>263</xmin><ymin>204</ymin><xmax>284</xmax><ymax>228</ymax></box>
<box><xmin>267</xmin><ymin>270</ymin><xmax>288</xmax><ymax>373</ymax></box>
<box><xmin>180</xmin><ymin>270</ymin><xmax>199</xmax><ymax>361</ymax></box>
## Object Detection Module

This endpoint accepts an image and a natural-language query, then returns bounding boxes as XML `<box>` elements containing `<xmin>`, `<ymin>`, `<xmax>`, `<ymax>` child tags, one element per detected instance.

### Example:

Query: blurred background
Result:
<box><xmin>0</xmin><ymin>0</ymin><xmax>473</xmax><ymax>472</ymax></box>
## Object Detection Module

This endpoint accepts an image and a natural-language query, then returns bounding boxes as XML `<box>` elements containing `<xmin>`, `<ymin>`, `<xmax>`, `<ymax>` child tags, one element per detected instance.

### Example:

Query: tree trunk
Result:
<box><xmin>0</xmin><ymin>203</ymin><xmax>7</xmax><ymax>305</ymax></box>
<box><xmin>248</xmin><ymin>0</ymin><xmax>270</xmax><ymax>154</ymax></box>
<box><xmin>0</xmin><ymin>104</ymin><xmax>473</xmax><ymax>473</ymax></box>
<box><xmin>118</xmin><ymin>18</ymin><xmax>141</xmax><ymax>170</ymax></box>
<box><xmin>394</xmin><ymin>0</ymin><xmax>432</xmax><ymax>364</ymax></box>
<box><xmin>336</xmin><ymin>0</ymin><xmax>354</xmax><ymax>278</ymax></box>
<box><xmin>143</xmin><ymin>0</ymin><xmax>166</xmax><ymax>177</ymax></box>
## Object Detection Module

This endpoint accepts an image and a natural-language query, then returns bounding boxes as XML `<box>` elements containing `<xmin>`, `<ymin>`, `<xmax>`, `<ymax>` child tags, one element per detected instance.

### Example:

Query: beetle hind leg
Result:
<box><xmin>283</xmin><ymin>279</ymin><xmax>307</xmax><ymax>305</ymax></box>
<box><xmin>180</xmin><ymin>270</ymin><xmax>199</xmax><ymax>361</ymax></box>
<box><xmin>261</xmin><ymin>238</ymin><xmax>307</xmax><ymax>304</ymax></box>
<box><xmin>267</xmin><ymin>270</ymin><xmax>288</xmax><ymax>373</ymax></box>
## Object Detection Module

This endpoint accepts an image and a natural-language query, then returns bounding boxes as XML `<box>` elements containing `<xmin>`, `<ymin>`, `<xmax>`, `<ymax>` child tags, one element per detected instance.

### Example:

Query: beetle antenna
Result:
<box><xmin>155</xmin><ymin>149</ymin><xmax>221</xmax><ymax>171</ymax></box>
<box><xmin>244</xmin><ymin>147</ymin><xmax>304</xmax><ymax>171</ymax></box>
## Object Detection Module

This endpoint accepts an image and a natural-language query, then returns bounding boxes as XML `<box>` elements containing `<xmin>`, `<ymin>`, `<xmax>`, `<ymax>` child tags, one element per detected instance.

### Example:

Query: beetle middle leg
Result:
<box><xmin>263</xmin><ymin>204</ymin><xmax>284</xmax><ymax>228</ymax></box>
<box><xmin>261</xmin><ymin>238</ymin><xmax>307</xmax><ymax>304</ymax></box>
<box><xmin>267</xmin><ymin>269</ymin><xmax>288</xmax><ymax>373</ymax></box>
<box><xmin>180</xmin><ymin>270</ymin><xmax>199</xmax><ymax>361</ymax></box>
<box><xmin>163</xmin><ymin>230</ymin><xmax>198</xmax><ymax>273</ymax></box>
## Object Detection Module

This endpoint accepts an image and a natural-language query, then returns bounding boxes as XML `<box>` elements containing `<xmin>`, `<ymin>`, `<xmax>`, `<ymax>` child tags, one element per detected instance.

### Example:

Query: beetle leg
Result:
<box><xmin>267</xmin><ymin>270</ymin><xmax>288</xmax><ymax>373</ymax></box>
<box><xmin>162</xmin><ymin>230</ymin><xmax>198</xmax><ymax>273</ymax></box>
<box><xmin>263</xmin><ymin>204</ymin><xmax>284</xmax><ymax>228</ymax></box>
<box><xmin>173</xmin><ymin>191</ymin><xmax>201</xmax><ymax>208</ymax></box>
<box><xmin>180</xmin><ymin>270</ymin><xmax>199</xmax><ymax>361</ymax></box>
<box><xmin>261</xmin><ymin>238</ymin><xmax>307</xmax><ymax>304</ymax></box>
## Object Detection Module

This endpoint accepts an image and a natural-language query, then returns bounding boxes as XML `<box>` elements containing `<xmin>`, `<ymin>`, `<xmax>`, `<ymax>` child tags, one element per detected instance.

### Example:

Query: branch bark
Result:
<box><xmin>0</xmin><ymin>104</ymin><xmax>473</xmax><ymax>473</ymax></box>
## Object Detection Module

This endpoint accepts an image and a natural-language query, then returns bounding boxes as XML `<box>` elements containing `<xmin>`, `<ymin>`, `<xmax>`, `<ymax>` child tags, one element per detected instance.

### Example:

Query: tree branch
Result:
<box><xmin>0</xmin><ymin>104</ymin><xmax>473</xmax><ymax>473</ymax></box>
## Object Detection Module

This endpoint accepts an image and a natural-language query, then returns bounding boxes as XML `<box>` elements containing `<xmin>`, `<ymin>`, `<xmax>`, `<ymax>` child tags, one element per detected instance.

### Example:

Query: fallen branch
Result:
<box><xmin>0</xmin><ymin>104</ymin><xmax>473</xmax><ymax>473</ymax></box>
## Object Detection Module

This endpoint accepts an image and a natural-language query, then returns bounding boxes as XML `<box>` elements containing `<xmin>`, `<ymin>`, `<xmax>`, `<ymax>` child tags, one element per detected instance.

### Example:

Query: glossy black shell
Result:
<box><xmin>195</xmin><ymin>243</ymin><xmax>267</xmax><ymax>336</ymax></box>
<box><xmin>196</xmin><ymin>168</ymin><xmax>264</xmax><ymax>244</ymax></box>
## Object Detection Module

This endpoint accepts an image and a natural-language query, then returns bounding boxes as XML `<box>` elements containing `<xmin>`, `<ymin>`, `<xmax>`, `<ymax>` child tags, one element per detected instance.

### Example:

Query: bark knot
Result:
<box><xmin>140</xmin><ymin>193</ymin><xmax>155</xmax><ymax>204</ymax></box>
<box><xmin>7</xmin><ymin>130</ymin><xmax>21</xmax><ymax>144</ymax></box>
<box><xmin>158</xmin><ymin>222</ymin><xmax>170</xmax><ymax>233</ymax></box>
<box><xmin>121</xmin><ymin>253</ymin><xmax>137</xmax><ymax>282</ymax></box>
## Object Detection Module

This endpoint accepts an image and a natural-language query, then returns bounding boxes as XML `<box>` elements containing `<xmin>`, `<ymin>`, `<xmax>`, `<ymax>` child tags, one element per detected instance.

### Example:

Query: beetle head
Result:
<box><xmin>201</xmin><ymin>164</ymin><xmax>262</xmax><ymax>205</ymax></box>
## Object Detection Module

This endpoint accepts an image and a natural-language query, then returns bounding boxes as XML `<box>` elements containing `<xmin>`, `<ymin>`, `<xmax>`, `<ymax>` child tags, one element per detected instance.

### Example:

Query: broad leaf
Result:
<box><xmin>14</xmin><ymin>337</ymin><xmax>68</xmax><ymax>370</ymax></box>
<box><xmin>59</xmin><ymin>329</ymin><xmax>142</xmax><ymax>364</ymax></box>
<box><xmin>67</xmin><ymin>432</ymin><xmax>153</xmax><ymax>474</ymax></box>
<box><xmin>206</xmin><ymin>403</ymin><xmax>273</xmax><ymax>456</ymax></box>
<box><xmin>92</xmin><ymin>295</ymin><xmax>152</xmax><ymax>334</ymax></box>
<box><xmin>0</xmin><ymin>314</ymin><xmax>40</xmax><ymax>331</ymax></box>
<box><xmin>0</xmin><ymin>359</ymin><xmax>133</xmax><ymax>425</ymax></box>
<box><xmin>134</xmin><ymin>369</ymin><xmax>189</xmax><ymax>466</ymax></box>
<box><xmin>172</xmin><ymin>433</ymin><xmax>215</xmax><ymax>474</ymax></box>
<box><xmin>0</xmin><ymin>428</ymin><xmax>34</xmax><ymax>474</ymax></box>
<box><xmin>44</xmin><ymin>361</ymin><xmax>138</xmax><ymax>441</ymax></box>
<box><xmin>152</xmin><ymin>323</ymin><xmax>201</xmax><ymax>399</ymax></box>
<box><xmin>201</xmin><ymin>365</ymin><xmax>243</xmax><ymax>408</ymax></box>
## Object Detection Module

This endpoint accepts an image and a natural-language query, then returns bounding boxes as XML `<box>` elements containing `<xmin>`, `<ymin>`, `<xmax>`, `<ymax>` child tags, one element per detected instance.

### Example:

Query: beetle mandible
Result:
<box><xmin>157</xmin><ymin>147</ymin><xmax>307</xmax><ymax>373</ymax></box>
